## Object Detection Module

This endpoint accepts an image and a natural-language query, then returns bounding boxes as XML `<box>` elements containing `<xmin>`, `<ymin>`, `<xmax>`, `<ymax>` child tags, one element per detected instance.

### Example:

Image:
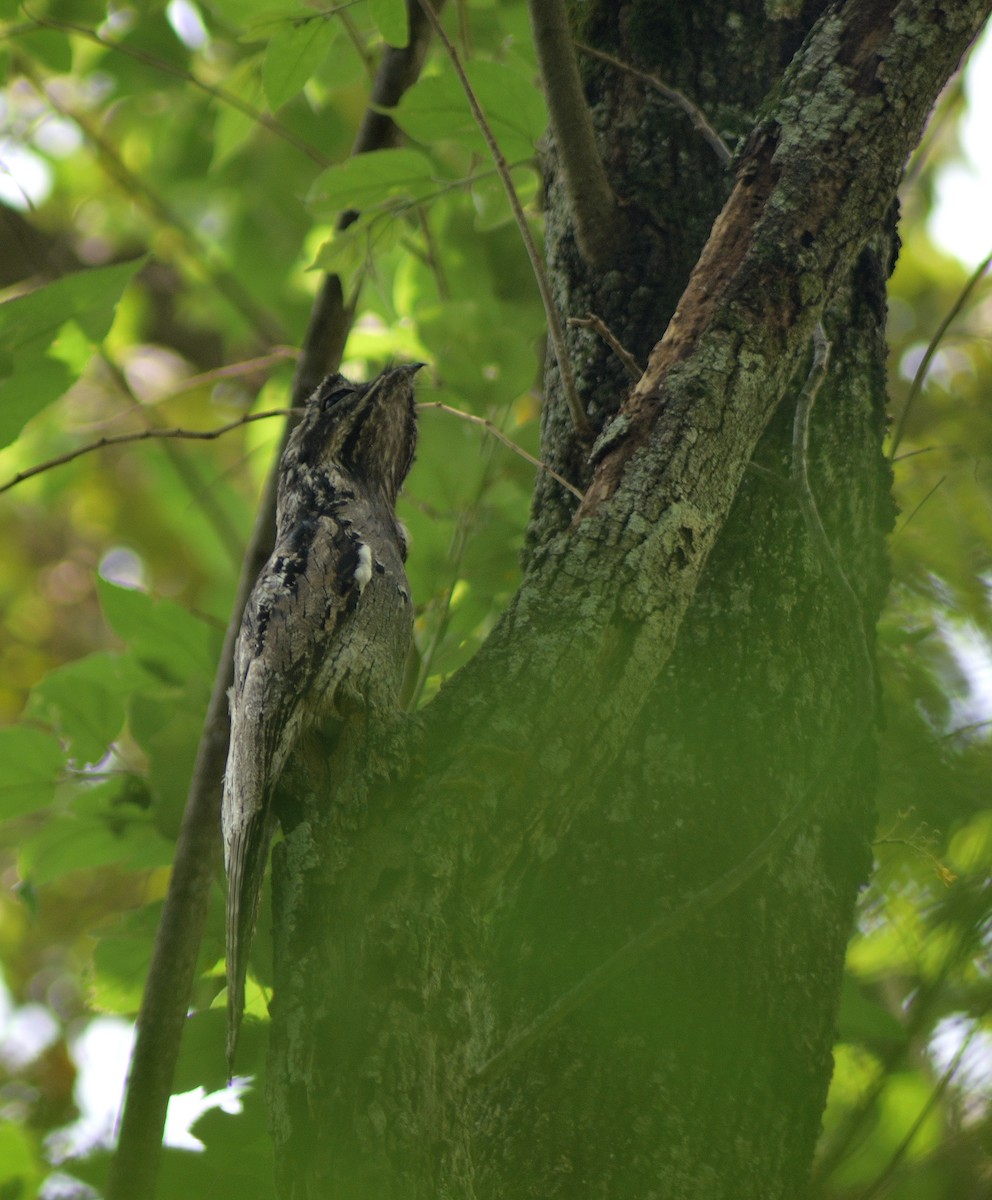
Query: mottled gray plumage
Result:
<box><xmin>223</xmin><ymin>363</ymin><xmax>422</xmax><ymax>1073</ymax></box>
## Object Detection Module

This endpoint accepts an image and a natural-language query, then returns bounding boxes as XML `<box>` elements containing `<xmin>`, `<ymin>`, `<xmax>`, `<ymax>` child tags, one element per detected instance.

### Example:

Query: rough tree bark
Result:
<box><xmin>260</xmin><ymin>2</ymin><xmax>990</xmax><ymax>1197</ymax></box>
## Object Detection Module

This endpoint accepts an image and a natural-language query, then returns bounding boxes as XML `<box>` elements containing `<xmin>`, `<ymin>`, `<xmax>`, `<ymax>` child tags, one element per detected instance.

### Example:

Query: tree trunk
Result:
<box><xmin>264</xmin><ymin>1</ymin><xmax>990</xmax><ymax>1196</ymax></box>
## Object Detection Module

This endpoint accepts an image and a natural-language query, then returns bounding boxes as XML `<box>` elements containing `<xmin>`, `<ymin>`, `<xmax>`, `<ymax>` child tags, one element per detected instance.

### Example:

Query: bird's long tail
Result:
<box><xmin>225</xmin><ymin>809</ymin><xmax>270</xmax><ymax>1077</ymax></box>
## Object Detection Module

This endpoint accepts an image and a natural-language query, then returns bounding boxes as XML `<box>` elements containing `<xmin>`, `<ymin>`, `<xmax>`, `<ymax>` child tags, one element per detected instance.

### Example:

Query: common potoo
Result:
<box><xmin>222</xmin><ymin>363</ymin><xmax>422</xmax><ymax>1072</ymax></box>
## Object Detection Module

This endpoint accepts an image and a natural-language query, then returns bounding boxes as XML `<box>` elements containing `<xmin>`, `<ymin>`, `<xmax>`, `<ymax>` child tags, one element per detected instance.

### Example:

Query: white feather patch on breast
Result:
<box><xmin>354</xmin><ymin>541</ymin><xmax>373</xmax><ymax>592</ymax></box>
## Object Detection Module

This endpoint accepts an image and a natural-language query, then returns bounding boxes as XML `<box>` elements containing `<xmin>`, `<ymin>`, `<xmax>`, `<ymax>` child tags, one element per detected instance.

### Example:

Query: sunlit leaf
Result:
<box><xmin>91</xmin><ymin>902</ymin><xmax>163</xmax><ymax>1013</ymax></box>
<box><xmin>391</xmin><ymin>58</ymin><xmax>548</xmax><ymax>161</ymax></box>
<box><xmin>188</xmin><ymin>1085</ymin><xmax>274</xmax><ymax>1195</ymax></box>
<box><xmin>27</xmin><ymin>652</ymin><xmax>155</xmax><ymax>765</ymax></box>
<box><xmin>262</xmin><ymin>14</ymin><xmax>336</xmax><ymax>109</ymax></box>
<box><xmin>470</xmin><ymin>164</ymin><xmax>539</xmax><ymax>231</ymax></box>
<box><xmin>237</xmin><ymin>5</ymin><xmax>315</xmax><ymax>42</ymax></box>
<box><xmin>0</xmin><ymin>727</ymin><xmax>65</xmax><ymax>820</ymax></box>
<box><xmin>211</xmin><ymin>60</ymin><xmax>266</xmax><ymax>169</ymax></box>
<box><xmin>307</xmin><ymin>147</ymin><xmax>439</xmax><ymax>215</ymax></box>
<box><xmin>17</xmin><ymin>27</ymin><xmax>73</xmax><ymax>72</ymax></box>
<box><xmin>19</xmin><ymin>780</ymin><xmax>172</xmax><ymax>886</ymax></box>
<box><xmin>836</xmin><ymin>975</ymin><xmax>909</xmax><ymax>1047</ymax></box>
<box><xmin>0</xmin><ymin>1119</ymin><xmax>44</xmax><ymax>1198</ymax></box>
<box><xmin>173</xmin><ymin>1009</ymin><xmax>229</xmax><ymax>1094</ymax></box>
<box><xmin>0</xmin><ymin>259</ymin><xmax>144</xmax><ymax>448</ymax></box>
<box><xmin>97</xmin><ymin>579</ymin><xmax>219</xmax><ymax>687</ymax></box>
<box><xmin>131</xmin><ymin>690</ymin><xmax>208</xmax><ymax>820</ymax></box>
<box><xmin>309</xmin><ymin>221</ymin><xmax>368</xmax><ymax>292</ymax></box>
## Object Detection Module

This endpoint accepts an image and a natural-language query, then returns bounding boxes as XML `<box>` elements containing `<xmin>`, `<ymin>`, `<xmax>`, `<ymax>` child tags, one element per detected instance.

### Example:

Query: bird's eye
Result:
<box><xmin>320</xmin><ymin>386</ymin><xmax>352</xmax><ymax>412</ymax></box>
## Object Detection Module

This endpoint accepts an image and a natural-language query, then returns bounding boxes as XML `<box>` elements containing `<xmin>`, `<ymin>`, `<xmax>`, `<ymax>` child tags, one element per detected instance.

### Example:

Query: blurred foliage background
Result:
<box><xmin>0</xmin><ymin>1</ymin><xmax>989</xmax><ymax>1196</ymax></box>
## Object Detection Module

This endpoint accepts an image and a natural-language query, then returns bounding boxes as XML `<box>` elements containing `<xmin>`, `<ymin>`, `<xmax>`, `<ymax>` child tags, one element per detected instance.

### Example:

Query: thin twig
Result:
<box><xmin>1</xmin><ymin>397</ymin><xmax>581</xmax><ymax>505</ymax></box>
<box><xmin>893</xmin><ymin>474</ymin><xmax>947</xmax><ymax>538</ymax></box>
<box><xmin>100</xmin><ymin>354</ymin><xmax>247</xmax><ymax>571</ymax></box>
<box><xmin>418</xmin><ymin>401</ymin><xmax>584</xmax><ymax>500</ymax></box>
<box><xmin>854</xmin><ymin>1022</ymin><xmax>979</xmax><ymax>1200</ymax></box>
<box><xmin>527</xmin><ymin>0</ymin><xmax>625</xmax><ymax>266</ymax></box>
<box><xmin>415</xmin><ymin>0</ymin><xmax>593</xmax><ymax>442</ymax></box>
<box><xmin>576</xmin><ymin>42</ymin><xmax>731</xmax><ymax>168</ymax></box>
<box><xmin>892</xmin><ymin>444</ymin><xmax>951</xmax><ymax>462</ymax></box>
<box><xmin>872</xmin><ymin>837</ymin><xmax>956</xmax><ymax>885</ymax></box>
<box><xmin>339</xmin><ymin>8</ymin><xmax>376</xmax><ymax>79</ymax></box>
<box><xmin>568</xmin><ymin>313</ymin><xmax>642</xmax><ymax>379</ymax></box>
<box><xmin>810</xmin><ymin>916</ymin><xmax>980</xmax><ymax>1188</ymax></box>
<box><xmin>408</xmin><ymin>421</ymin><xmax>502</xmax><ymax>707</ymax></box>
<box><xmin>161</xmin><ymin>349</ymin><xmax>299</xmax><ymax>396</ymax></box>
<box><xmin>888</xmin><ymin>246</ymin><xmax>992</xmax><ymax>459</ymax></box>
<box><xmin>0</xmin><ymin>411</ymin><xmax>295</xmax><ymax>497</ymax></box>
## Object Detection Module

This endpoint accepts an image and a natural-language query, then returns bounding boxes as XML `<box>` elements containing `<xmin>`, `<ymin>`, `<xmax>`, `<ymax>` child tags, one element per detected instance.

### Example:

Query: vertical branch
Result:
<box><xmin>527</xmin><ymin>0</ymin><xmax>627</xmax><ymax>265</ymax></box>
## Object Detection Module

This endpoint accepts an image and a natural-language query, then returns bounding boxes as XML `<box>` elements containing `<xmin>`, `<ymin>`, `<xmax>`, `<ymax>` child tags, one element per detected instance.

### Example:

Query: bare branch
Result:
<box><xmin>0</xmin><ymin>410</ymin><xmax>295</xmax><ymax>497</ymax></box>
<box><xmin>576</xmin><ymin>42</ymin><xmax>731</xmax><ymax>168</ymax></box>
<box><xmin>858</xmin><ymin>1026</ymin><xmax>978</xmax><ymax>1200</ymax></box>
<box><xmin>568</xmin><ymin>313</ymin><xmax>643</xmax><ymax>379</ymax></box>
<box><xmin>888</xmin><ymin>244</ymin><xmax>992</xmax><ymax>459</ymax></box>
<box><xmin>160</xmin><ymin>349</ymin><xmax>299</xmax><ymax>396</ymax></box>
<box><xmin>893</xmin><ymin>474</ymin><xmax>947</xmax><ymax>537</ymax></box>
<box><xmin>418</xmin><ymin>400</ymin><xmax>585</xmax><ymax>501</ymax></box>
<box><xmin>100</xmin><ymin>354</ymin><xmax>253</xmax><ymax>572</ymax></box>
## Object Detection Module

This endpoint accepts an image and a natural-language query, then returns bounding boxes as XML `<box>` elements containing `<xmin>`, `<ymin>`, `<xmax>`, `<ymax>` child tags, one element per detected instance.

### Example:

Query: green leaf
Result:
<box><xmin>19</xmin><ymin>780</ymin><xmax>172</xmax><ymax>886</ymax></box>
<box><xmin>18</xmin><ymin>27</ymin><xmax>73</xmax><ymax>72</ymax></box>
<box><xmin>307</xmin><ymin>147</ymin><xmax>438</xmax><ymax>215</ymax></box>
<box><xmin>189</xmin><ymin>1085</ymin><xmax>273</xmax><ymax>1191</ymax></box>
<box><xmin>0</xmin><ymin>727</ymin><xmax>65</xmax><ymax>821</ymax></box>
<box><xmin>262</xmin><ymin>15</ymin><xmax>336</xmax><ymax>109</ymax></box>
<box><xmin>392</xmin><ymin>59</ymin><xmax>548</xmax><ymax>162</ymax></box>
<box><xmin>471</xmin><ymin>164</ymin><xmax>539</xmax><ymax>231</ymax></box>
<box><xmin>237</xmin><ymin>6</ymin><xmax>312</xmax><ymax>42</ymax></box>
<box><xmin>0</xmin><ymin>259</ymin><xmax>144</xmax><ymax>448</ymax></box>
<box><xmin>27</xmin><ymin>652</ymin><xmax>154</xmax><ymax>765</ymax></box>
<box><xmin>370</xmin><ymin>0</ymin><xmax>408</xmax><ymax>47</ymax></box>
<box><xmin>130</xmin><ymin>691</ymin><xmax>207</xmax><ymax>821</ymax></box>
<box><xmin>0</xmin><ymin>1119</ymin><xmax>44</xmax><ymax>1198</ymax></box>
<box><xmin>173</xmin><ymin>1009</ymin><xmax>229</xmax><ymax>1093</ymax></box>
<box><xmin>91</xmin><ymin>902</ymin><xmax>163</xmax><ymax>1013</ymax></box>
<box><xmin>836</xmin><ymin>976</ymin><xmax>909</xmax><ymax>1047</ymax></box>
<box><xmin>309</xmin><ymin>219</ymin><xmax>372</xmax><ymax>294</ymax></box>
<box><xmin>97</xmin><ymin>579</ymin><xmax>218</xmax><ymax>687</ymax></box>
<box><xmin>211</xmin><ymin>60</ymin><xmax>265</xmax><ymax>168</ymax></box>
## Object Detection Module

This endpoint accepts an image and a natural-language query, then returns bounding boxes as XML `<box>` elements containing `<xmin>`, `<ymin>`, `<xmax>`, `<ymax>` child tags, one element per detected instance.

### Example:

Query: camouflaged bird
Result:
<box><xmin>222</xmin><ymin>363</ymin><xmax>422</xmax><ymax>1073</ymax></box>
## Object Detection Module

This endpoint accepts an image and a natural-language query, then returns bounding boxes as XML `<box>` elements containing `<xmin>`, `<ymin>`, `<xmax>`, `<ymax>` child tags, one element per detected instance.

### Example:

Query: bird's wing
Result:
<box><xmin>223</xmin><ymin>508</ymin><xmax>368</xmax><ymax>1072</ymax></box>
